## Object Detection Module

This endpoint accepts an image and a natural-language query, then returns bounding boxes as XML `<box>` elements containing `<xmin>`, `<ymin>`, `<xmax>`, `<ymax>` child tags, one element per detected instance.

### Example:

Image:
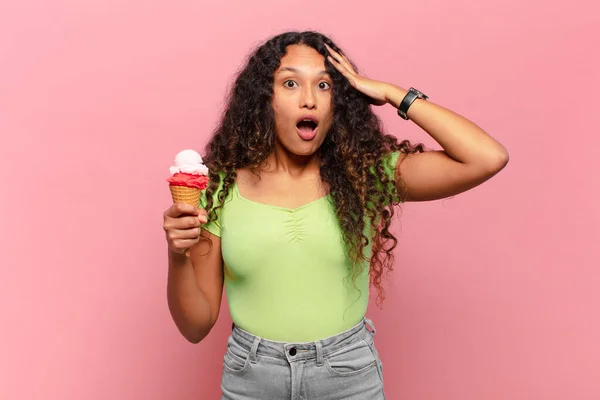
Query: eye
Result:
<box><xmin>284</xmin><ymin>80</ymin><xmax>298</xmax><ymax>88</ymax></box>
<box><xmin>318</xmin><ymin>82</ymin><xmax>331</xmax><ymax>90</ymax></box>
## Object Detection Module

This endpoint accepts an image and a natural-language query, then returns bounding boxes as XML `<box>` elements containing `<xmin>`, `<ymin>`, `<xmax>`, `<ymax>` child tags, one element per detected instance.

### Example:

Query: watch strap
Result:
<box><xmin>397</xmin><ymin>87</ymin><xmax>428</xmax><ymax>120</ymax></box>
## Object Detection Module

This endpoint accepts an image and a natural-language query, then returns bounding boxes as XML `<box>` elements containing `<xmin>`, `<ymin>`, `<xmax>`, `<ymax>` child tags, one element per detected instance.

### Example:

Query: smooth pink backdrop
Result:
<box><xmin>1</xmin><ymin>0</ymin><xmax>599</xmax><ymax>399</ymax></box>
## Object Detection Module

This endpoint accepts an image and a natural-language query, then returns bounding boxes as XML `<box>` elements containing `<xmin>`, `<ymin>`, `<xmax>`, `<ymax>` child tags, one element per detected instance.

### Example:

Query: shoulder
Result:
<box><xmin>381</xmin><ymin>151</ymin><xmax>402</xmax><ymax>174</ymax></box>
<box><xmin>367</xmin><ymin>151</ymin><xmax>402</xmax><ymax>178</ymax></box>
<box><xmin>207</xmin><ymin>170</ymin><xmax>230</xmax><ymax>191</ymax></box>
<box><xmin>200</xmin><ymin>170</ymin><xmax>232</xmax><ymax>206</ymax></box>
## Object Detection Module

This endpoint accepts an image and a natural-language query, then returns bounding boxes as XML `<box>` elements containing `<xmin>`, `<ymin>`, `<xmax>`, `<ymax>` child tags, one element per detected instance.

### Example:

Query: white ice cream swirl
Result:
<box><xmin>169</xmin><ymin>149</ymin><xmax>209</xmax><ymax>176</ymax></box>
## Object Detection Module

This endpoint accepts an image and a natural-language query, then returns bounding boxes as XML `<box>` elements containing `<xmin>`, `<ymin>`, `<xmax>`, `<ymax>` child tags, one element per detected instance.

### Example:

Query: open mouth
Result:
<box><xmin>297</xmin><ymin>119</ymin><xmax>317</xmax><ymax>131</ymax></box>
<box><xmin>296</xmin><ymin>116</ymin><xmax>318</xmax><ymax>140</ymax></box>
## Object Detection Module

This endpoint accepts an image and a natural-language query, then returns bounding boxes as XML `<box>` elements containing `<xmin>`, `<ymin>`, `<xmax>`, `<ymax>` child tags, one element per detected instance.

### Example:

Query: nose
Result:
<box><xmin>300</xmin><ymin>86</ymin><xmax>316</xmax><ymax>109</ymax></box>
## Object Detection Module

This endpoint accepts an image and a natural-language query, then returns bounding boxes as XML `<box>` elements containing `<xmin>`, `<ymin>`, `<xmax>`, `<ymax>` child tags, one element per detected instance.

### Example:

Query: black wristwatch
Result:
<box><xmin>397</xmin><ymin>87</ymin><xmax>428</xmax><ymax>120</ymax></box>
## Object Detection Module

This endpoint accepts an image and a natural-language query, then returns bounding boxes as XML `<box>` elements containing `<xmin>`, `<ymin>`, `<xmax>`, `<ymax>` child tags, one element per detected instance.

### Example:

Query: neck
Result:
<box><xmin>259</xmin><ymin>142</ymin><xmax>321</xmax><ymax>177</ymax></box>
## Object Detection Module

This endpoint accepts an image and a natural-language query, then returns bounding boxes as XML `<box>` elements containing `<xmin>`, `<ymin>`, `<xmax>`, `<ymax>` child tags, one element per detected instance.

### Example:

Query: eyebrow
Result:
<box><xmin>277</xmin><ymin>67</ymin><xmax>329</xmax><ymax>76</ymax></box>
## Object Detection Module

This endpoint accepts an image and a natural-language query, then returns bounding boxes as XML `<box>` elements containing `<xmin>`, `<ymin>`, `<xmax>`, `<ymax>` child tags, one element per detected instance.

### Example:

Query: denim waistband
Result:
<box><xmin>229</xmin><ymin>317</ymin><xmax>376</xmax><ymax>366</ymax></box>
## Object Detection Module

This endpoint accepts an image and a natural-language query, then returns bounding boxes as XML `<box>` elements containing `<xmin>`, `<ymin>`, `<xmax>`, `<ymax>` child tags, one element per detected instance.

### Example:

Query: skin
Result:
<box><xmin>163</xmin><ymin>43</ymin><xmax>509</xmax><ymax>343</ymax></box>
<box><xmin>236</xmin><ymin>45</ymin><xmax>334</xmax><ymax>208</ymax></box>
<box><xmin>271</xmin><ymin>45</ymin><xmax>334</xmax><ymax>161</ymax></box>
<box><xmin>325</xmin><ymin>43</ymin><xmax>509</xmax><ymax>201</ymax></box>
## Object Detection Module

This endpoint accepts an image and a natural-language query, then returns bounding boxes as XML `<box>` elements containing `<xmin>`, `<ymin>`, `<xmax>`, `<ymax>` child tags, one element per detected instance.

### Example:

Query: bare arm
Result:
<box><xmin>324</xmin><ymin>45</ymin><xmax>509</xmax><ymax>202</ymax></box>
<box><xmin>387</xmin><ymin>86</ymin><xmax>509</xmax><ymax>202</ymax></box>
<box><xmin>164</xmin><ymin>204</ymin><xmax>224</xmax><ymax>343</ymax></box>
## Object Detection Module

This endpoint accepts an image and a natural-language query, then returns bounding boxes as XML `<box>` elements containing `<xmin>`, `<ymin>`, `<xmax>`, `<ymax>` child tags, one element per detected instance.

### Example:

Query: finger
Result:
<box><xmin>324</xmin><ymin>43</ymin><xmax>341</xmax><ymax>58</ymax></box>
<box><xmin>178</xmin><ymin>216</ymin><xmax>203</xmax><ymax>229</ymax></box>
<box><xmin>336</xmin><ymin>54</ymin><xmax>356</xmax><ymax>75</ymax></box>
<box><xmin>166</xmin><ymin>203</ymin><xmax>200</xmax><ymax>218</ymax></box>
<box><xmin>327</xmin><ymin>54</ymin><xmax>347</xmax><ymax>73</ymax></box>
<box><xmin>327</xmin><ymin>56</ymin><xmax>355</xmax><ymax>84</ymax></box>
<box><xmin>324</xmin><ymin>43</ymin><xmax>344</xmax><ymax>66</ymax></box>
<box><xmin>165</xmin><ymin>216</ymin><xmax>205</xmax><ymax>233</ymax></box>
<box><xmin>173</xmin><ymin>238</ymin><xmax>200</xmax><ymax>253</ymax></box>
<box><xmin>197</xmin><ymin>208</ymin><xmax>208</xmax><ymax>220</ymax></box>
<box><xmin>169</xmin><ymin>227</ymin><xmax>202</xmax><ymax>241</ymax></box>
<box><xmin>325</xmin><ymin>44</ymin><xmax>356</xmax><ymax>74</ymax></box>
<box><xmin>327</xmin><ymin>53</ymin><xmax>355</xmax><ymax>80</ymax></box>
<box><xmin>198</xmin><ymin>213</ymin><xmax>208</xmax><ymax>224</ymax></box>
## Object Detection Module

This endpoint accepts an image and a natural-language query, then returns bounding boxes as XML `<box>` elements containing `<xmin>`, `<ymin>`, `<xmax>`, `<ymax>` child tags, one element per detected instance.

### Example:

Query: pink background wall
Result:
<box><xmin>1</xmin><ymin>0</ymin><xmax>599</xmax><ymax>399</ymax></box>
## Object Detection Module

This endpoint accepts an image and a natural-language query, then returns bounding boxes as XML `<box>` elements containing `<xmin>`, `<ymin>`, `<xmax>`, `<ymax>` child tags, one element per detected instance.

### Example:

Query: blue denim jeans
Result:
<box><xmin>221</xmin><ymin>318</ymin><xmax>385</xmax><ymax>399</ymax></box>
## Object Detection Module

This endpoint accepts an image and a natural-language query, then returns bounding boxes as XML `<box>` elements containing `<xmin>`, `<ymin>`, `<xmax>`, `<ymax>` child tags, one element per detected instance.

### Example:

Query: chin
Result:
<box><xmin>277</xmin><ymin>136</ymin><xmax>323</xmax><ymax>158</ymax></box>
<box><xmin>289</xmin><ymin>145</ymin><xmax>320</xmax><ymax>157</ymax></box>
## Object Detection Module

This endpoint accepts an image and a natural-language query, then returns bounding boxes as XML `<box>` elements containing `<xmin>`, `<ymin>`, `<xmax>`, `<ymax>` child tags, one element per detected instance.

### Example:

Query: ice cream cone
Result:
<box><xmin>170</xmin><ymin>185</ymin><xmax>202</xmax><ymax>258</ymax></box>
<box><xmin>167</xmin><ymin>149</ymin><xmax>210</xmax><ymax>257</ymax></box>
<box><xmin>169</xmin><ymin>185</ymin><xmax>201</xmax><ymax>206</ymax></box>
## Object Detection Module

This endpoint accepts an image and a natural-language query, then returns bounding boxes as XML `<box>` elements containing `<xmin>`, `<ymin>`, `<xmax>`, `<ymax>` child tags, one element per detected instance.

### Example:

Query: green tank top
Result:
<box><xmin>199</xmin><ymin>151</ymin><xmax>401</xmax><ymax>342</ymax></box>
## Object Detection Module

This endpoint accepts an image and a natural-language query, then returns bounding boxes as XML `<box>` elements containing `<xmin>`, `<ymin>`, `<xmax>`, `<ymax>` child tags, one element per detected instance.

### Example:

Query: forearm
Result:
<box><xmin>385</xmin><ymin>85</ymin><xmax>509</xmax><ymax>168</ymax></box>
<box><xmin>167</xmin><ymin>250</ymin><xmax>213</xmax><ymax>343</ymax></box>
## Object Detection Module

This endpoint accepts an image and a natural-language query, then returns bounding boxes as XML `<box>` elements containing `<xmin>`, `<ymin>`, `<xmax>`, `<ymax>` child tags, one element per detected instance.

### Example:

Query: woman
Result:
<box><xmin>163</xmin><ymin>31</ymin><xmax>508</xmax><ymax>399</ymax></box>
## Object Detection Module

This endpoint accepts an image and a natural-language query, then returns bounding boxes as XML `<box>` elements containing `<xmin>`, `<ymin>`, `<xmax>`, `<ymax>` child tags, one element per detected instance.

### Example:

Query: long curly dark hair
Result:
<box><xmin>203</xmin><ymin>31</ymin><xmax>424</xmax><ymax>306</ymax></box>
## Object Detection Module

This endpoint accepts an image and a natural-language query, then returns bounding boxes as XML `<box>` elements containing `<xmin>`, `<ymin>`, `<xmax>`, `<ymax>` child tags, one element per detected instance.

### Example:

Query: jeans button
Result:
<box><xmin>289</xmin><ymin>347</ymin><xmax>297</xmax><ymax>356</ymax></box>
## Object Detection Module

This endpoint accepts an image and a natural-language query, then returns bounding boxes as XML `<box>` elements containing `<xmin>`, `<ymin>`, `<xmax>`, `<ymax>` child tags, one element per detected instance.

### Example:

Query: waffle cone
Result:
<box><xmin>169</xmin><ymin>185</ymin><xmax>201</xmax><ymax>206</ymax></box>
